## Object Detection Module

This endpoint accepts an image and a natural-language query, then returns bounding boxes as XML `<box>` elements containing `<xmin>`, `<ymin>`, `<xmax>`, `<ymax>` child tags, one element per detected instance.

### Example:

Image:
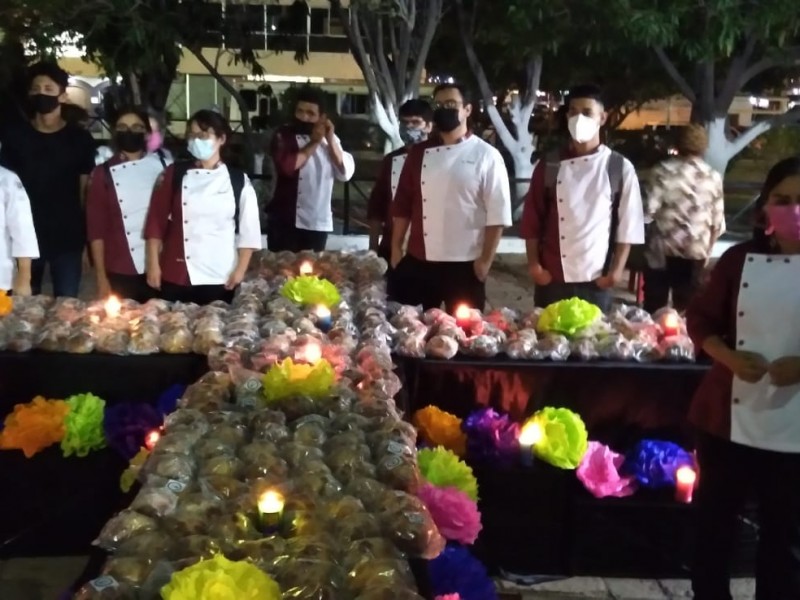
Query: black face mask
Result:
<box><xmin>114</xmin><ymin>131</ymin><xmax>147</xmax><ymax>153</ymax></box>
<box><xmin>29</xmin><ymin>94</ymin><xmax>61</xmax><ymax>115</ymax></box>
<box><xmin>293</xmin><ymin>118</ymin><xmax>314</xmax><ymax>135</ymax></box>
<box><xmin>432</xmin><ymin>108</ymin><xmax>461</xmax><ymax>133</ymax></box>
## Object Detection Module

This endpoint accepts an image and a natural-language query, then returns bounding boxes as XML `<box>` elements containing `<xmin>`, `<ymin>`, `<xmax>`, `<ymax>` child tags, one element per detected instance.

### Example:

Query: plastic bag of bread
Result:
<box><xmin>162</xmin><ymin>493</ymin><xmax>224</xmax><ymax>537</ymax></box>
<box><xmin>192</xmin><ymin>326</ymin><xmax>224</xmax><ymax>355</ymax></box>
<box><xmin>36</xmin><ymin>321</ymin><xmax>71</xmax><ymax>351</ymax></box>
<box><xmin>128</xmin><ymin>321</ymin><xmax>160</xmax><ymax>356</ymax></box>
<box><xmin>158</xmin><ymin>326</ymin><xmax>193</xmax><ymax>354</ymax></box>
<box><xmin>293</xmin><ymin>472</ymin><xmax>343</xmax><ymax>499</ymax></box>
<box><xmin>115</xmin><ymin>529</ymin><xmax>174</xmax><ymax>559</ymax></box>
<box><xmin>368</xmin><ymin>420</ymin><xmax>418</xmax><ymax>450</ymax></box>
<box><xmin>333</xmin><ymin>511</ymin><xmax>382</xmax><ymax>541</ymax></box>
<box><xmin>461</xmin><ymin>334</ymin><xmax>501</xmax><ymax>358</ymax></box>
<box><xmin>241</xmin><ymin>449</ymin><xmax>290</xmax><ymax>481</ymax></box>
<box><xmin>426</xmin><ymin>335</ymin><xmax>459</xmax><ymax>359</ymax></box>
<box><xmin>253</xmin><ymin>421</ymin><xmax>292</xmax><ymax>444</ymax></box>
<box><xmin>570</xmin><ymin>337</ymin><xmax>600</xmax><ymax>361</ymax></box>
<box><xmin>282</xmin><ymin>442</ymin><xmax>325</xmax><ymax>468</ymax></box>
<box><xmin>347</xmin><ymin>557</ymin><xmax>416</xmax><ymax>596</ymax></box>
<box><xmin>179</xmin><ymin>382</ymin><xmax>231</xmax><ymax>412</ymax></box>
<box><xmin>377</xmin><ymin>490</ymin><xmax>446</xmax><ymax>558</ymax></box>
<box><xmin>169</xmin><ymin>534</ymin><xmax>221</xmax><ymax>561</ymax></box>
<box><xmin>341</xmin><ymin>537</ymin><xmax>403</xmax><ymax>572</ymax></box>
<box><xmin>93</xmin><ymin>510</ymin><xmax>158</xmax><ymax>551</ymax></box>
<box><xmin>534</xmin><ymin>334</ymin><xmax>571</xmax><ymax>361</ymax></box>
<box><xmin>394</xmin><ymin>332</ymin><xmax>426</xmax><ymax>358</ymax></box>
<box><xmin>95</xmin><ymin>328</ymin><xmax>131</xmax><ymax>355</ymax></box>
<box><xmin>163</xmin><ymin>408</ymin><xmax>209</xmax><ymax>436</ymax></box>
<box><xmin>198</xmin><ymin>454</ymin><xmax>243</xmax><ymax>478</ymax></box>
<box><xmin>274</xmin><ymin>558</ymin><xmax>346</xmax><ymax>600</ymax></box>
<box><xmin>292</xmin><ymin>418</ymin><xmax>329</xmax><ymax>447</ymax></box>
<box><xmin>140</xmin><ymin>452</ymin><xmax>196</xmax><ymax>483</ymax></box>
<box><xmin>73</xmin><ymin>576</ymin><xmax>136</xmax><ymax>599</ymax></box>
<box><xmin>100</xmin><ymin>557</ymin><xmax>154</xmax><ymax>588</ymax></box>
<box><xmin>66</xmin><ymin>328</ymin><xmax>96</xmax><ymax>354</ymax></box>
<box><xmin>230</xmin><ymin>366</ymin><xmax>264</xmax><ymax>408</ymax></box>
<box><xmin>375</xmin><ymin>453</ymin><xmax>422</xmax><ymax>493</ymax></box>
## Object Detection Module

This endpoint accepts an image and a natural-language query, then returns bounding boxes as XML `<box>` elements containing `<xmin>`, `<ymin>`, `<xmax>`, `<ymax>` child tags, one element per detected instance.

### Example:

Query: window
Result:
<box><xmin>341</xmin><ymin>93</ymin><xmax>369</xmax><ymax>116</ymax></box>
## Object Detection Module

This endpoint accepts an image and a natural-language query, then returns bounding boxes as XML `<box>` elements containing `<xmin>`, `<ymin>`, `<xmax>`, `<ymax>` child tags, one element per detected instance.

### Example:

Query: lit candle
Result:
<box><xmin>455</xmin><ymin>303</ymin><xmax>471</xmax><ymax>332</ymax></box>
<box><xmin>299</xmin><ymin>261</ymin><xmax>313</xmax><ymax>276</ymax></box>
<box><xmin>104</xmin><ymin>295</ymin><xmax>122</xmax><ymax>319</ymax></box>
<box><xmin>297</xmin><ymin>342</ymin><xmax>322</xmax><ymax>365</ymax></box>
<box><xmin>257</xmin><ymin>489</ymin><xmax>285</xmax><ymax>534</ymax></box>
<box><xmin>518</xmin><ymin>419</ymin><xmax>544</xmax><ymax>467</ymax></box>
<box><xmin>661</xmin><ymin>311</ymin><xmax>681</xmax><ymax>337</ymax></box>
<box><xmin>675</xmin><ymin>466</ymin><xmax>697</xmax><ymax>504</ymax></box>
<box><xmin>314</xmin><ymin>304</ymin><xmax>332</xmax><ymax>333</ymax></box>
<box><xmin>144</xmin><ymin>429</ymin><xmax>161</xmax><ymax>451</ymax></box>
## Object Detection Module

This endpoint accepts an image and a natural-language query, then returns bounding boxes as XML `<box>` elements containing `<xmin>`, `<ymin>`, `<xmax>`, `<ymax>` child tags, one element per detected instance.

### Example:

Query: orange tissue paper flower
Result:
<box><xmin>0</xmin><ymin>396</ymin><xmax>69</xmax><ymax>458</ymax></box>
<box><xmin>0</xmin><ymin>290</ymin><xmax>13</xmax><ymax>316</ymax></box>
<box><xmin>413</xmin><ymin>406</ymin><xmax>467</xmax><ymax>457</ymax></box>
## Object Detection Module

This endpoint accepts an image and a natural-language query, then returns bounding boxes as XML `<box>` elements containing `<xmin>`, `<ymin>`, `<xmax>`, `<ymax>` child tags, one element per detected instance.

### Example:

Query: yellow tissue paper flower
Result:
<box><xmin>413</xmin><ymin>406</ymin><xmax>467</xmax><ymax>457</ymax></box>
<box><xmin>280</xmin><ymin>275</ymin><xmax>341</xmax><ymax>307</ymax></box>
<box><xmin>536</xmin><ymin>297</ymin><xmax>602</xmax><ymax>338</ymax></box>
<box><xmin>262</xmin><ymin>358</ymin><xmax>335</xmax><ymax>402</ymax></box>
<box><xmin>418</xmin><ymin>446</ymin><xmax>479</xmax><ymax>501</ymax></box>
<box><xmin>161</xmin><ymin>554</ymin><xmax>281</xmax><ymax>600</ymax></box>
<box><xmin>120</xmin><ymin>447</ymin><xmax>151</xmax><ymax>493</ymax></box>
<box><xmin>531</xmin><ymin>406</ymin><xmax>589</xmax><ymax>470</ymax></box>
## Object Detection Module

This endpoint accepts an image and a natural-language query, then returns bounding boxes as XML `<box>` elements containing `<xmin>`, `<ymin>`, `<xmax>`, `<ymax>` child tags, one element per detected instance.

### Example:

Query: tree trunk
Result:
<box><xmin>371</xmin><ymin>93</ymin><xmax>403</xmax><ymax>152</ymax></box>
<box><xmin>703</xmin><ymin>117</ymin><xmax>732</xmax><ymax>175</ymax></box>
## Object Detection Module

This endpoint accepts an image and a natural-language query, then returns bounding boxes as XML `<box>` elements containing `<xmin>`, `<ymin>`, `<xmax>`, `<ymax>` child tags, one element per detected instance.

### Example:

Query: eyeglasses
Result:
<box><xmin>433</xmin><ymin>100</ymin><xmax>462</xmax><ymax>110</ymax></box>
<box><xmin>115</xmin><ymin>124</ymin><xmax>147</xmax><ymax>134</ymax></box>
<box><xmin>186</xmin><ymin>131</ymin><xmax>215</xmax><ymax>141</ymax></box>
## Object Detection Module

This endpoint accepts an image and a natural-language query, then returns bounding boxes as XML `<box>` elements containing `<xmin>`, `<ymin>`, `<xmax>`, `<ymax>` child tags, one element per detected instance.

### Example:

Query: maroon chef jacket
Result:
<box><xmin>367</xmin><ymin>146</ymin><xmax>408</xmax><ymax>257</ymax></box>
<box><xmin>143</xmin><ymin>164</ymin><xmax>191</xmax><ymax>286</ymax></box>
<box><xmin>267</xmin><ymin>125</ymin><xmax>302</xmax><ymax>225</ymax></box>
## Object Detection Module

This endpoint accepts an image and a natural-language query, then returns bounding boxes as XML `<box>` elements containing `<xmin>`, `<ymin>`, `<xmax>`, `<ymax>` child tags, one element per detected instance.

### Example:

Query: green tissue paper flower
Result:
<box><xmin>532</xmin><ymin>406</ymin><xmax>588</xmax><ymax>470</ymax></box>
<box><xmin>536</xmin><ymin>297</ymin><xmax>602</xmax><ymax>338</ymax></box>
<box><xmin>280</xmin><ymin>275</ymin><xmax>341</xmax><ymax>307</ymax></box>
<box><xmin>418</xmin><ymin>446</ymin><xmax>479</xmax><ymax>501</ymax></box>
<box><xmin>61</xmin><ymin>393</ymin><xmax>107</xmax><ymax>457</ymax></box>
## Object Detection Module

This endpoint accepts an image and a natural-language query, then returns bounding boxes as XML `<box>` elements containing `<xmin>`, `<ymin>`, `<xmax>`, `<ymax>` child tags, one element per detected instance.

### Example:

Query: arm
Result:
<box><xmin>708</xmin><ymin>172</ymin><xmax>726</xmax><ymax>255</ymax></box>
<box><xmin>327</xmin><ymin>133</ymin><xmax>355</xmax><ymax>182</ymax></box>
<box><xmin>85</xmin><ymin>167</ymin><xmax>108</xmax><ymax>281</ymax></box>
<box><xmin>367</xmin><ymin>155</ymin><xmax>394</xmax><ymax>251</ymax></box>
<box><xmin>644</xmin><ymin>165</ymin><xmax>665</xmax><ymax>224</ymax></box>
<box><xmin>78</xmin><ymin>131</ymin><xmax>96</xmax><ymax>208</ymax></box>
<box><xmin>5</xmin><ymin>172</ymin><xmax>40</xmax><ymax>295</ymax></box>
<box><xmin>143</xmin><ymin>167</ymin><xmax>175</xmax><ymax>289</ymax></box>
<box><xmin>390</xmin><ymin>152</ymin><xmax>417</xmax><ymax>267</ymax></box>
<box><xmin>519</xmin><ymin>161</ymin><xmax>550</xmax><ymax>280</ymax></box>
<box><xmin>608</xmin><ymin>160</ymin><xmax>645</xmax><ymax>281</ymax></box>
<box><xmin>475</xmin><ymin>149</ymin><xmax>512</xmax><ymax>278</ymax></box>
<box><xmin>270</xmin><ymin>129</ymin><xmax>307</xmax><ymax>177</ymax></box>
<box><xmin>229</xmin><ymin>177</ymin><xmax>262</xmax><ymax>288</ymax></box>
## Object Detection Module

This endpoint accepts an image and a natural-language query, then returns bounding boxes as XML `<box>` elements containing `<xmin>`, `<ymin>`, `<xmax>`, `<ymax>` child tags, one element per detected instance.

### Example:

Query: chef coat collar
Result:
<box><xmin>561</xmin><ymin>142</ymin><xmax>607</xmax><ymax>161</ymax></box>
<box><xmin>430</xmin><ymin>131</ymin><xmax>473</xmax><ymax>147</ymax></box>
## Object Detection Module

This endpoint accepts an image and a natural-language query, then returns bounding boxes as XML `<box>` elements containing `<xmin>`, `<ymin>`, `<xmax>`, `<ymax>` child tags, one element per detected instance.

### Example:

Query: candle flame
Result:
<box><xmin>519</xmin><ymin>420</ymin><xmax>544</xmax><ymax>446</ymax></box>
<box><xmin>105</xmin><ymin>295</ymin><xmax>122</xmax><ymax>318</ymax></box>
<box><xmin>314</xmin><ymin>304</ymin><xmax>331</xmax><ymax>318</ymax></box>
<box><xmin>144</xmin><ymin>429</ymin><xmax>161</xmax><ymax>451</ymax></box>
<box><xmin>662</xmin><ymin>311</ymin><xmax>680</xmax><ymax>332</ymax></box>
<box><xmin>258</xmin><ymin>490</ymin><xmax>285</xmax><ymax>514</ymax></box>
<box><xmin>299</xmin><ymin>261</ymin><xmax>313</xmax><ymax>276</ymax></box>
<box><xmin>676</xmin><ymin>466</ymin><xmax>697</xmax><ymax>485</ymax></box>
<box><xmin>455</xmin><ymin>304</ymin><xmax>470</xmax><ymax>320</ymax></box>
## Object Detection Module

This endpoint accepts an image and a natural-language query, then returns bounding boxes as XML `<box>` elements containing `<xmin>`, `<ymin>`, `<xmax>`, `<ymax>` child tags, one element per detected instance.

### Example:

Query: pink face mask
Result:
<box><xmin>146</xmin><ymin>130</ymin><xmax>163</xmax><ymax>153</ymax></box>
<box><xmin>765</xmin><ymin>204</ymin><xmax>800</xmax><ymax>240</ymax></box>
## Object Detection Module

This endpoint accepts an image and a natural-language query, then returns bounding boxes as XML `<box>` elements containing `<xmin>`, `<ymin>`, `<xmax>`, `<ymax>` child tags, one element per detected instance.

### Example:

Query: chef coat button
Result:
<box><xmin>562</xmin><ymin>254</ymin><xmax>566</xmax><ymax>258</ymax></box>
<box><xmin>126</xmin><ymin>232</ymin><xmax>130</xmax><ymax>236</ymax></box>
<box><xmin>559</xmin><ymin>199</ymin><xmax>564</xmax><ymax>203</ymax></box>
<box><xmin>785</xmin><ymin>258</ymin><xmax>791</xmax><ymax>263</ymax></box>
<box><xmin>560</xmin><ymin>217</ymin><xmax>565</xmax><ymax>221</ymax></box>
<box><xmin>123</xmin><ymin>215</ymin><xmax>127</xmax><ymax>219</ymax></box>
<box><xmin>767</xmin><ymin>258</ymin><xmax>772</xmax><ymax>263</ymax></box>
<box><xmin>738</xmin><ymin>340</ymin><xmax>745</xmax><ymax>346</ymax></box>
<box><xmin>738</xmin><ymin>311</ymin><xmax>744</xmax><ymax>317</ymax></box>
<box><xmin>747</xmin><ymin>257</ymin><xmax>754</xmax><ymax>262</ymax></box>
<box><xmin>184</xmin><ymin>220</ymin><xmax>188</xmax><ymax>224</ymax></box>
<box><xmin>183</xmin><ymin>186</ymin><xmax>187</xmax><ymax>190</ymax></box>
<box><xmin>183</xmin><ymin>202</ymin><xmax>187</xmax><ymax>206</ymax></box>
<box><xmin>423</xmin><ymin>216</ymin><xmax>427</xmax><ymax>219</ymax></box>
<box><xmin>733</xmin><ymin>397</ymin><xmax>740</xmax><ymax>404</ymax></box>
<box><xmin>184</xmin><ymin>238</ymin><xmax>189</xmax><ymax>242</ymax></box>
<box><xmin>187</xmin><ymin>256</ymin><xmax>190</xmax><ymax>259</ymax></box>
<box><xmin>742</xmin><ymin>282</ymin><xmax>749</xmax><ymax>288</ymax></box>
<box><xmin>421</xmin><ymin>181</ymin><xmax>425</xmax><ymax>184</ymax></box>
<box><xmin>557</xmin><ymin>180</ymin><xmax>562</xmax><ymax>184</ymax></box>
<box><xmin>561</xmin><ymin>236</ymin><xmax>565</xmax><ymax>240</ymax></box>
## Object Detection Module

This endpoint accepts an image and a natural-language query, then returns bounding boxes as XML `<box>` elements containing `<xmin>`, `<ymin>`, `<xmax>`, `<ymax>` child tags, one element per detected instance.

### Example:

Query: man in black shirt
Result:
<box><xmin>0</xmin><ymin>62</ymin><xmax>96</xmax><ymax>297</ymax></box>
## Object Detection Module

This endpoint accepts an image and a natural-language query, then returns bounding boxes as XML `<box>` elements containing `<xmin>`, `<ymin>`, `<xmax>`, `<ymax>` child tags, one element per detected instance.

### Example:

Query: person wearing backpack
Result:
<box><xmin>520</xmin><ymin>84</ymin><xmax>644</xmax><ymax>312</ymax></box>
<box><xmin>86</xmin><ymin>106</ymin><xmax>170</xmax><ymax>302</ymax></box>
<box><xmin>144</xmin><ymin>110</ymin><xmax>261</xmax><ymax>305</ymax></box>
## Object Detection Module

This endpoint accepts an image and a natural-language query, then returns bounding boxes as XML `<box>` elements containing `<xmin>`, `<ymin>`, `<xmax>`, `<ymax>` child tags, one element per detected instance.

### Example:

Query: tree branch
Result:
<box><xmin>654</xmin><ymin>46</ymin><xmax>696</xmax><ymax>102</ymax></box>
<box><xmin>454</xmin><ymin>0</ymin><xmax>493</xmax><ymax>103</ymax></box>
<box><xmin>727</xmin><ymin>107</ymin><xmax>800</xmax><ymax>157</ymax></box>
<box><xmin>737</xmin><ymin>46</ymin><xmax>800</xmax><ymax>90</ymax></box>
<box><xmin>405</xmin><ymin>0</ymin><xmax>441</xmax><ymax>99</ymax></box>
<box><xmin>715</xmin><ymin>33</ymin><xmax>759</xmax><ymax>114</ymax></box>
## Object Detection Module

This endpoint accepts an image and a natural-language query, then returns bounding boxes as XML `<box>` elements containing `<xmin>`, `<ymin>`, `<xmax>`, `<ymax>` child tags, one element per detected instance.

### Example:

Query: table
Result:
<box><xmin>0</xmin><ymin>352</ymin><xmax>208</xmax><ymax>558</ymax></box>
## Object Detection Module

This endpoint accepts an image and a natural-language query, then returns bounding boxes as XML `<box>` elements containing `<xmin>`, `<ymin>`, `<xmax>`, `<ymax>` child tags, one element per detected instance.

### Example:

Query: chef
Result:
<box><xmin>686</xmin><ymin>156</ymin><xmax>800</xmax><ymax>600</ymax></box>
<box><xmin>267</xmin><ymin>86</ymin><xmax>355</xmax><ymax>252</ymax></box>
<box><xmin>0</xmin><ymin>165</ymin><xmax>39</xmax><ymax>295</ymax></box>
<box><xmin>87</xmin><ymin>107</ymin><xmax>169</xmax><ymax>302</ymax></box>
<box><xmin>520</xmin><ymin>84</ymin><xmax>644</xmax><ymax>312</ymax></box>
<box><xmin>390</xmin><ymin>83</ymin><xmax>512</xmax><ymax>312</ymax></box>
<box><xmin>144</xmin><ymin>110</ymin><xmax>262</xmax><ymax>305</ymax></box>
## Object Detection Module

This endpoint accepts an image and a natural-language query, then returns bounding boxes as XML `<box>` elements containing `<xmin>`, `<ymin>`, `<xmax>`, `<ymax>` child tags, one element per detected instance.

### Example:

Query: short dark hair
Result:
<box><xmin>28</xmin><ymin>61</ymin><xmax>70</xmax><ymax>92</ymax></box>
<box><xmin>113</xmin><ymin>106</ymin><xmax>152</xmax><ymax>133</ymax></box>
<box><xmin>432</xmin><ymin>83</ymin><xmax>473</xmax><ymax>106</ymax></box>
<box><xmin>295</xmin><ymin>85</ymin><xmax>326</xmax><ymax>113</ymax></box>
<box><xmin>566</xmin><ymin>84</ymin><xmax>604</xmax><ymax>108</ymax></box>
<box><xmin>188</xmin><ymin>109</ymin><xmax>232</xmax><ymax>140</ymax></box>
<box><xmin>753</xmin><ymin>156</ymin><xmax>800</xmax><ymax>248</ymax></box>
<box><xmin>399</xmin><ymin>99</ymin><xmax>433</xmax><ymax>122</ymax></box>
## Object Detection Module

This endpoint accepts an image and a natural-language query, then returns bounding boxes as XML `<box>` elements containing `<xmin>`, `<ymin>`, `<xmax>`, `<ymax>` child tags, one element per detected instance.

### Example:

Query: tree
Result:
<box><xmin>330</xmin><ymin>0</ymin><xmax>444</xmax><ymax>150</ymax></box>
<box><xmin>614</xmin><ymin>0</ymin><xmax>800</xmax><ymax>173</ymax></box>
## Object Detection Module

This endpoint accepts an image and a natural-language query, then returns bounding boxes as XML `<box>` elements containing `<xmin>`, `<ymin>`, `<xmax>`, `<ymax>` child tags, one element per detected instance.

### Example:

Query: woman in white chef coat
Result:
<box><xmin>144</xmin><ymin>110</ymin><xmax>261</xmax><ymax>305</ymax></box>
<box><xmin>0</xmin><ymin>165</ymin><xmax>39</xmax><ymax>295</ymax></box>
<box><xmin>87</xmin><ymin>107</ymin><xmax>169</xmax><ymax>302</ymax></box>
<box><xmin>686</xmin><ymin>156</ymin><xmax>800</xmax><ymax>600</ymax></box>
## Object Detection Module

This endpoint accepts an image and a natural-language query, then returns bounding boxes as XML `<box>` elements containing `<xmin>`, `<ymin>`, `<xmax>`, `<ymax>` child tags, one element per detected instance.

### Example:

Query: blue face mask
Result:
<box><xmin>400</xmin><ymin>124</ymin><xmax>427</xmax><ymax>146</ymax></box>
<box><xmin>188</xmin><ymin>137</ymin><xmax>216</xmax><ymax>161</ymax></box>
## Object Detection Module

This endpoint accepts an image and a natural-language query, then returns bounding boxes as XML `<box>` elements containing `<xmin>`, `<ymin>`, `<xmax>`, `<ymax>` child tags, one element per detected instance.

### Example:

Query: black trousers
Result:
<box><xmin>693</xmin><ymin>432</ymin><xmax>800</xmax><ymax>600</ymax></box>
<box><xmin>644</xmin><ymin>257</ymin><xmax>704</xmax><ymax>314</ymax></box>
<box><xmin>107</xmin><ymin>273</ymin><xmax>154</xmax><ymax>304</ymax></box>
<box><xmin>160</xmin><ymin>281</ymin><xmax>235</xmax><ymax>305</ymax></box>
<box><xmin>533</xmin><ymin>281</ymin><xmax>612</xmax><ymax>313</ymax></box>
<box><xmin>390</xmin><ymin>255</ymin><xmax>485</xmax><ymax>313</ymax></box>
<box><xmin>266</xmin><ymin>219</ymin><xmax>328</xmax><ymax>253</ymax></box>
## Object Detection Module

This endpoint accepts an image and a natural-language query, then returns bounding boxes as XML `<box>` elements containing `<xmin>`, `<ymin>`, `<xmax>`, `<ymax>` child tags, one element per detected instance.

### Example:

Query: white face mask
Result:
<box><xmin>568</xmin><ymin>114</ymin><xmax>600</xmax><ymax>144</ymax></box>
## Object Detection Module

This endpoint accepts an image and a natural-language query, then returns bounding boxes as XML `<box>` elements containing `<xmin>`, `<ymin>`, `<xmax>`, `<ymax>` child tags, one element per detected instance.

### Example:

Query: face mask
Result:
<box><xmin>568</xmin><ymin>114</ymin><xmax>600</xmax><ymax>144</ymax></box>
<box><xmin>293</xmin><ymin>119</ymin><xmax>314</xmax><ymax>135</ymax></box>
<box><xmin>146</xmin><ymin>130</ymin><xmax>163</xmax><ymax>153</ymax></box>
<box><xmin>399</xmin><ymin>124</ymin><xmax>427</xmax><ymax>145</ymax></box>
<box><xmin>432</xmin><ymin>108</ymin><xmax>461</xmax><ymax>134</ymax></box>
<box><xmin>115</xmin><ymin>131</ymin><xmax>146</xmax><ymax>153</ymax></box>
<box><xmin>29</xmin><ymin>94</ymin><xmax>61</xmax><ymax>115</ymax></box>
<box><xmin>765</xmin><ymin>205</ymin><xmax>800</xmax><ymax>240</ymax></box>
<box><xmin>188</xmin><ymin>138</ymin><xmax>217</xmax><ymax>161</ymax></box>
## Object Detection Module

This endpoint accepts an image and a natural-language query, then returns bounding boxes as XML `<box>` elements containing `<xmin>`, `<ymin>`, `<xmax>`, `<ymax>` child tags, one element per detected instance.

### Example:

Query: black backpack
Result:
<box><xmin>171</xmin><ymin>161</ymin><xmax>246</xmax><ymax>234</ymax></box>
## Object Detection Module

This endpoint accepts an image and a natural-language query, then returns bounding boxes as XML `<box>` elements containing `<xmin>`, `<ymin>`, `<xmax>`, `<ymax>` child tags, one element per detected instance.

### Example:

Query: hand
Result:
<box><xmin>726</xmin><ymin>350</ymin><xmax>769</xmax><ymax>384</ymax></box>
<box><xmin>146</xmin><ymin>262</ymin><xmax>161</xmax><ymax>290</ymax></box>
<box><xmin>529</xmin><ymin>263</ymin><xmax>552</xmax><ymax>286</ymax></box>
<box><xmin>768</xmin><ymin>356</ymin><xmax>800</xmax><ymax>387</ymax></box>
<box><xmin>473</xmin><ymin>257</ymin><xmax>491</xmax><ymax>282</ymax></box>
<box><xmin>390</xmin><ymin>248</ymin><xmax>403</xmax><ymax>269</ymax></box>
<box><xmin>96</xmin><ymin>275</ymin><xmax>112</xmax><ymax>299</ymax></box>
<box><xmin>311</xmin><ymin>120</ymin><xmax>326</xmax><ymax>144</ymax></box>
<box><xmin>82</xmin><ymin>248</ymin><xmax>91</xmax><ymax>271</ymax></box>
<box><xmin>595</xmin><ymin>272</ymin><xmax>621</xmax><ymax>290</ymax></box>
<box><xmin>323</xmin><ymin>117</ymin><xmax>335</xmax><ymax>139</ymax></box>
<box><xmin>225</xmin><ymin>268</ymin><xmax>246</xmax><ymax>290</ymax></box>
<box><xmin>12</xmin><ymin>273</ymin><xmax>31</xmax><ymax>297</ymax></box>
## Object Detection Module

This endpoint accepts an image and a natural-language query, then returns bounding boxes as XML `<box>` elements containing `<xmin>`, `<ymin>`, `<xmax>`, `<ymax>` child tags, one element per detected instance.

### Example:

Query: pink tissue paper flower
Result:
<box><xmin>435</xmin><ymin>595</ymin><xmax>461</xmax><ymax>600</ymax></box>
<box><xmin>418</xmin><ymin>483</ymin><xmax>482</xmax><ymax>545</ymax></box>
<box><xmin>577</xmin><ymin>441</ymin><xmax>638</xmax><ymax>499</ymax></box>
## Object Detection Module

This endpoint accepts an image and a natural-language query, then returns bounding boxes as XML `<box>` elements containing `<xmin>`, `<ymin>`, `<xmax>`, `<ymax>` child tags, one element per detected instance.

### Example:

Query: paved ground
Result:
<box><xmin>5</xmin><ymin>255</ymin><xmax>754</xmax><ymax>599</ymax></box>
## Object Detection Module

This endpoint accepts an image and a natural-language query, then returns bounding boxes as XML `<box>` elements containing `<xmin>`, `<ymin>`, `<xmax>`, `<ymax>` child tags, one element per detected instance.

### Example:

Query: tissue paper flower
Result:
<box><xmin>536</xmin><ymin>297</ymin><xmax>602</xmax><ymax>338</ymax></box>
<box><xmin>413</xmin><ymin>406</ymin><xmax>467</xmax><ymax>456</ymax></box>
<box><xmin>462</xmin><ymin>408</ymin><xmax>520</xmax><ymax>465</ymax></box>
<box><xmin>103</xmin><ymin>403</ymin><xmax>163</xmax><ymax>460</ymax></box>
<box><xmin>532</xmin><ymin>407</ymin><xmax>588</xmax><ymax>470</ymax></box>
<box><xmin>418</xmin><ymin>447</ymin><xmax>478</xmax><ymax>501</ymax></box>
<box><xmin>428</xmin><ymin>544</ymin><xmax>497</xmax><ymax>600</ymax></box>
<box><xmin>280</xmin><ymin>275</ymin><xmax>341</xmax><ymax>307</ymax></box>
<box><xmin>160</xmin><ymin>554</ymin><xmax>281</xmax><ymax>600</ymax></box>
<box><xmin>120</xmin><ymin>447</ymin><xmax>151</xmax><ymax>493</ymax></box>
<box><xmin>435</xmin><ymin>596</ymin><xmax>461</xmax><ymax>600</ymax></box>
<box><xmin>418</xmin><ymin>483</ymin><xmax>482</xmax><ymax>545</ymax></box>
<box><xmin>157</xmin><ymin>384</ymin><xmax>186</xmax><ymax>417</ymax></box>
<box><xmin>0</xmin><ymin>396</ymin><xmax>69</xmax><ymax>458</ymax></box>
<box><xmin>61</xmin><ymin>393</ymin><xmax>107</xmax><ymax>457</ymax></box>
<box><xmin>262</xmin><ymin>357</ymin><xmax>335</xmax><ymax>402</ymax></box>
<box><xmin>0</xmin><ymin>290</ymin><xmax>12</xmax><ymax>316</ymax></box>
<box><xmin>576</xmin><ymin>441</ymin><xmax>638</xmax><ymax>498</ymax></box>
<box><xmin>623</xmin><ymin>439</ymin><xmax>694</xmax><ymax>489</ymax></box>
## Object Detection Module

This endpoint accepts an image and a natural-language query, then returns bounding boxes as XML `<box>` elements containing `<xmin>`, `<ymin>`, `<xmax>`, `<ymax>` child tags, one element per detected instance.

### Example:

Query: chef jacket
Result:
<box><xmin>391</xmin><ymin>135</ymin><xmax>512</xmax><ymax>262</ymax></box>
<box><xmin>0</xmin><ymin>166</ymin><xmax>39</xmax><ymax>290</ymax></box>
<box><xmin>144</xmin><ymin>163</ymin><xmax>262</xmax><ymax>286</ymax></box>
<box><xmin>687</xmin><ymin>240</ymin><xmax>800</xmax><ymax>452</ymax></box>
<box><xmin>520</xmin><ymin>145</ymin><xmax>644</xmax><ymax>282</ymax></box>
<box><xmin>268</xmin><ymin>125</ymin><xmax>355</xmax><ymax>232</ymax></box>
<box><xmin>367</xmin><ymin>147</ymin><xmax>408</xmax><ymax>257</ymax></box>
<box><xmin>86</xmin><ymin>153</ymin><xmax>169</xmax><ymax>276</ymax></box>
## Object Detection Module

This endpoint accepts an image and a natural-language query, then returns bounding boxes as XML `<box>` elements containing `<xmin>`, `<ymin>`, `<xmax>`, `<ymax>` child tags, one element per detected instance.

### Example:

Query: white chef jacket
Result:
<box><xmin>295</xmin><ymin>134</ymin><xmax>355</xmax><ymax>232</ymax></box>
<box><xmin>0</xmin><ymin>166</ymin><xmax>40</xmax><ymax>290</ymax></box>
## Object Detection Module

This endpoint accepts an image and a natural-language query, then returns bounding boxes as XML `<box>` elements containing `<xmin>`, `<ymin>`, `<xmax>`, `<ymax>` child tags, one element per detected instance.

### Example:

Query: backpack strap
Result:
<box><xmin>156</xmin><ymin>148</ymin><xmax>168</xmax><ymax>169</ymax></box>
<box><xmin>602</xmin><ymin>151</ymin><xmax>626</xmax><ymax>275</ymax></box>
<box><xmin>171</xmin><ymin>162</ymin><xmax>245</xmax><ymax>234</ymax></box>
